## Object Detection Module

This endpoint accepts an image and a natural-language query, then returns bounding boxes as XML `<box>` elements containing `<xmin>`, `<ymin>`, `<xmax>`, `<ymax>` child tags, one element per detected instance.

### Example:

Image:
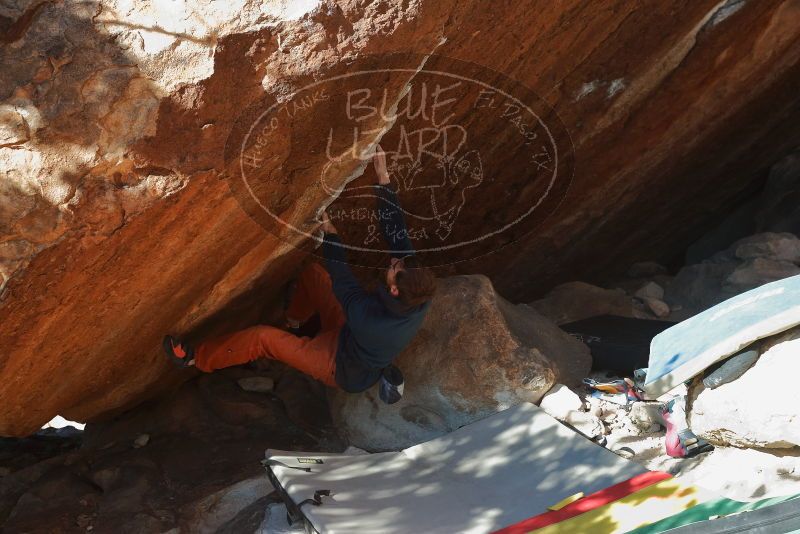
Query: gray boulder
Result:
<box><xmin>634</xmin><ymin>281</ymin><xmax>665</xmax><ymax>301</ymax></box>
<box><xmin>529</xmin><ymin>281</ymin><xmax>649</xmax><ymax>325</ymax></box>
<box><xmin>690</xmin><ymin>327</ymin><xmax>800</xmax><ymax>448</ymax></box>
<box><xmin>724</xmin><ymin>257</ymin><xmax>800</xmax><ymax>293</ymax></box>
<box><xmin>666</xmin><ymin>232</ymin><xmax>800</xmax><ymax>314</ymax></box>
<box><xmin>684</xmin><ymin>150</ymin><xmax>800</xmax><ymax>265</ymax></box>
<box><xmin>539</xmin><ymin>384</ymin><xmax>603</xmax><ymax>440</ymax></box>
<box><xmin>329</xmin><ymin>275</ymin><xmax>591</xmax><ymax>451</ymax></box>
<box><xmin>734</xmin><ymin>232</ymin><xmax>800</xmax><ymax>263</ymax></box>
<box><xmin>664</xmin><ymin>261</ymin><xmax>738</xmax><ymax>312</ymax></box>
<box><xmin>756</xmin><ymin>150</ymin><xmax>800</xmax><ymax>235</ymax></box>
<box><xmin>642</xmin><ymin>297</ymin><xmax>670</xmax><ymax>318</ymax></box>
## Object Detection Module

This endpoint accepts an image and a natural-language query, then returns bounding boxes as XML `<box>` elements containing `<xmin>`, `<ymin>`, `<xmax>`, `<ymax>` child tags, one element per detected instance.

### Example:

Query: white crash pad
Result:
<box><xmin>265</xmin><ymin>402</ymin><xmax>647</xmax><ymax>533</ymax></box>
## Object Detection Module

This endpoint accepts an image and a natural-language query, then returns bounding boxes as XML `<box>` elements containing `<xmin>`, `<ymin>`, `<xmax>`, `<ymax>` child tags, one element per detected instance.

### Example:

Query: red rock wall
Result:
<box><xmin>1</xmin><ymin>0</ymin><xmax>799</xmax><ymax>435</ymax></box>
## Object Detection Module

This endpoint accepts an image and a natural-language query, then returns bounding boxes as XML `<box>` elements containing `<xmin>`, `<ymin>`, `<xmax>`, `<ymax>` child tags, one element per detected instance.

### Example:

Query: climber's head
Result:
<box><xmin>386</xmin><ymin>255</ymin><xmax>436</xmax><ymax>307</ymax></box>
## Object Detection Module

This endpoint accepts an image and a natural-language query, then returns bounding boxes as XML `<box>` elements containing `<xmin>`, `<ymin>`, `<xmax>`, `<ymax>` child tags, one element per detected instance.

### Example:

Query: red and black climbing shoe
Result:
<box><xmin>162</xmin><ymin>335</ymin><xmax>196</xmax><ymax>368</ymax></box>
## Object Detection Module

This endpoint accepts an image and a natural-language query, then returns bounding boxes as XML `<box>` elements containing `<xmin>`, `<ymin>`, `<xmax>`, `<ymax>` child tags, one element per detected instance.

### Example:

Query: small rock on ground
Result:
<box><xmin>643</xmin><ymin>297</ymin><xmax>670</xmax><ymax>318</ymax></box>
<box><xmin>563</xmin><ymin>411</ymin><xmax>604</xmax><ymax>439</ymax></box>
<box><xmin>634</xmin><ymin>281</ymin><xmax>665</xmax><ymax>300</ymax></box>
<box><xmin>628</xmin><ymin>402</ymin><xmax>664</xmax><ymax>433</ymax></box>
<box><xmin>539</xmin><ymin>384</ymin><xmax>584</xmax><ymax>418</ymax></box>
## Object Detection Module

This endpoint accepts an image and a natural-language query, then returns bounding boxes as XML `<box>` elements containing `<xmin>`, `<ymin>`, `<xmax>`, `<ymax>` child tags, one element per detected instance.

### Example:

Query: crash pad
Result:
<box><xmin>265</xmin><ymin>401</ymin><xmax>800</xmax><ymax>533</ymax></box>
<box><xmin>629</xmin><ymin>492</ymin><xmax>800</xmax><ymax>534</ymax></box>
<box><xmin>265</xmin><ymin>402</ymin><xmax>647</xmax><ymax>534</ymax></box>
<box><xmin>512</xmin><ymin>477</ymin><xmax>718</xmax><ymax>533</ymax></box>
<box><xmin>560</xmin><ymin>315</ymin><xmax>675</xmax><ymax>374</ymax></box>
<box><xmin>643</xmin><ymin>274</ymin><xmax>800</xmax><ymax>398</ymax></box>
<box><xmin>504</xmin><ymin>479</ymin><xmax>800</xmax><ymax>534</ymax></box>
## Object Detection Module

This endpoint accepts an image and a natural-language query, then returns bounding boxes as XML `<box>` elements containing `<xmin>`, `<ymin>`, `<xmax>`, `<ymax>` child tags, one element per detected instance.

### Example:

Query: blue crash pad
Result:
<box><xmin>644</xmin><ymin>274</ymin><xmax>800</xmax><ymax>398</ymax></box>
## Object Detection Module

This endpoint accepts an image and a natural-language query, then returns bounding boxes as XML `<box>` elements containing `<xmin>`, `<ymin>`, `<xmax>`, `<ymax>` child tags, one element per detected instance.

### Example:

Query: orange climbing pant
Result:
<box><xmin>194</xmin><ymin>263</ymin><xmax>345</xmax><ymax>387</ymax></box>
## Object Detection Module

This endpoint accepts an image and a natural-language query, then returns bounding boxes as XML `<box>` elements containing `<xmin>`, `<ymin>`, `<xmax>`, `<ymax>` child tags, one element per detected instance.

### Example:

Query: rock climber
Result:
<box><xmin>162</xmin><ymin>145</ymin><xmax>437</xmax><ymax>396</ymax></box>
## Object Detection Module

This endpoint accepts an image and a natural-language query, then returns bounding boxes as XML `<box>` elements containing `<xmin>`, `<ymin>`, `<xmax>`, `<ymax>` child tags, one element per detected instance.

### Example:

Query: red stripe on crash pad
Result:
<box><xmin>492</xmin><ymin>471</ymin><xmax>673</xmax><ymax>534</ymax></box>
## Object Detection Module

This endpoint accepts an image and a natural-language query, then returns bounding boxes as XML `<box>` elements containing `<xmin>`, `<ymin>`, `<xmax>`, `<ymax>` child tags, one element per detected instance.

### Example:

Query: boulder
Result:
<box><xmin>628</xmin><ymin>402</ymin><xmax>664</xmax><ymax>433</ymax></box>
<box><xmin>666</xmin><ymin>233</ymin><xmax>800</xmax><ymax>314</ymax></box>
<box><xmin>724</xmin><ymin>258</ymin><xmax>800</xmax><ymax>293</ymax></box>
<box><xmin>684</xmin><ymin>153</ymin><xmax>800</xmax><ymax>266</ymax></box>
<box><xmin>690</xmin><ymin>327</ymin><xmax>800</xmax><ymax>448</ymax></box>
<box><xmin>684</xmin><ymin>199</ymin><xmax>759</xmax><ymax>266</ymax></box>
<box><xmin>756</xmin><ymin>151</ymin><xmax>800</xmax><ymax>235</ymax></box>
<box><xmin>3</xmin><ymin>0</ymin><xmax>800</xmax><ymax>436</ymax></box>
<box><xmin>642</xmin><ymin>297</ymin><xmax>670</xmax><ymax>318</ymax></box>
<box><xmin>561</xmin><ymin>411</ymin><xmax>605</xmax><ymax>440</ymax></box>
<box><xmin>180</xmin><ymin>476</ymin><xmax>273</xmax><ymax>534</ymax></box>
<box><xmin>530</xmin><ymin>281</ymin><xmax>648</xmax><ymax>325</ymax></box>
<box><xmin>733</xmin><ymin>232</ymin><xmax>800</xmax><ymax>263</ymax></box>
<box><xmin>539</xmin><ymin>386</ymin><xmax>603</xmax><ymax>439</ymax></box>
<box><xmin>702</xmin><ymin>350</ymin><xmax>759</xmax><ymax>389</ymax></box>
<box><xmin>0</xmin><ymin>367</ymin><xmax>342</xmax><ymax>533</ymax></box>
<box><xmin>272</xmin><ymin>371</ymin><xmax>338</xmax><ymax>440</ymax></box>
<box><xmin>328</xmin><ymin>275</ymin><xmax>591</xmax><ymax>451</ymax></box>
<box><xmin>132</xmin><ymin>434</ymin><xmax>150</xmax><ymax>448</ymax></box>
<box><xmin>539</xmin><ymin>384</ymin><xmax>584</xmax><ymax>417</ymax></box>
<box><xmin>634</xmin><ymin>281</ymin><xmax>665</xmax><ymax>301</ymax></box>
<box><xmin>664</xmin><ymin>261</ymin><xmax>738</xmax><ymax>313</ymax></box>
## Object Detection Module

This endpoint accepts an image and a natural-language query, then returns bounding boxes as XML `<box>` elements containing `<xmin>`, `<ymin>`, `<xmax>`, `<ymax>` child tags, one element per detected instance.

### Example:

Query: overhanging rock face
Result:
<box><xmin>1</xmin><ymin>0</ymin><xmax>800</xmax><ymax>435</ymax></box>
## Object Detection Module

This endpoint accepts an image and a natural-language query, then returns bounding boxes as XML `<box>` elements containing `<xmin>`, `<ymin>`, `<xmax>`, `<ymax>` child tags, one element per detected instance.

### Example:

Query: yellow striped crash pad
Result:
<box><xmin>494</xmin><ymin>471</ymin><xmax>800</xmax><ymax>533</ymax></box>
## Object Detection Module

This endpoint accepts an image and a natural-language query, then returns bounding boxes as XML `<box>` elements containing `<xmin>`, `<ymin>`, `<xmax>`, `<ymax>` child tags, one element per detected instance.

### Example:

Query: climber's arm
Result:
<box><xmin>320</xmin><ymin>213</ymin><xmax>370</xmax><ymax>319</ymax></box>
<box><xmin>373</xmin><ymin>145</ymin><xmax>415</xmax><ymax>258</ymax></box>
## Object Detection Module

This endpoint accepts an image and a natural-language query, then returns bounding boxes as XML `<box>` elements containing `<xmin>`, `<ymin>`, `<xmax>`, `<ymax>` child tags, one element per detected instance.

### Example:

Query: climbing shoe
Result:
<box><xmin>661</xmin><ymin>397</ymin><xmax>714</xmax><ymax>458</ymax></box>
<box><xmin>162</xmin><ymin>335</ymin><xmax>196</xmax><ymax>368</ymax></box>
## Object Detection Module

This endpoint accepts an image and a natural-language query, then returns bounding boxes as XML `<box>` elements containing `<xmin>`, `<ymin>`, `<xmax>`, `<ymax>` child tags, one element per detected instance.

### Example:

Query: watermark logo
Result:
<box><xmin>225</xmin><ymin>53</ymin><xmax>573</xmax><ymax>267</ymax></box>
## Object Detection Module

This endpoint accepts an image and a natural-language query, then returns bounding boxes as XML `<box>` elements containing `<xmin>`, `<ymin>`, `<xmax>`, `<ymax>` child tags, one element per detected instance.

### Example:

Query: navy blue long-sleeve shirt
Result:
<box><xmin>323</xmin><ymin>185</ymin><xmax>430</xmax><ymax>393</ymax></box>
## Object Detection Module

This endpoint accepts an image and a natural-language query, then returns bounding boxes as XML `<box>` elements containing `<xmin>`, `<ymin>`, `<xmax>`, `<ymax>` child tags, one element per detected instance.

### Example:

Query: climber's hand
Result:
<box><xmin>373</xmin><ymin>144</ymin><xmax>390</xmax><ymax>185</ymax></box>
<box><xmin>320</xmin><ymin>211</ymin><xmax>337</xmax><ymax>234</ymax></box>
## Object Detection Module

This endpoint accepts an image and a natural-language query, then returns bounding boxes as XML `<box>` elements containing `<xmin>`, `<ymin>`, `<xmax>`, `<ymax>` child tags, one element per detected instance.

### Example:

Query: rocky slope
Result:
<box><xmin>2</xmin><ymin>0</ymin><xmax>800</xmax><ymax>435</ymax></box>
<box><xmin>0</xmin><ymin>363</ymin><xmax>342</xmax><ymax>533</ymax></box>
